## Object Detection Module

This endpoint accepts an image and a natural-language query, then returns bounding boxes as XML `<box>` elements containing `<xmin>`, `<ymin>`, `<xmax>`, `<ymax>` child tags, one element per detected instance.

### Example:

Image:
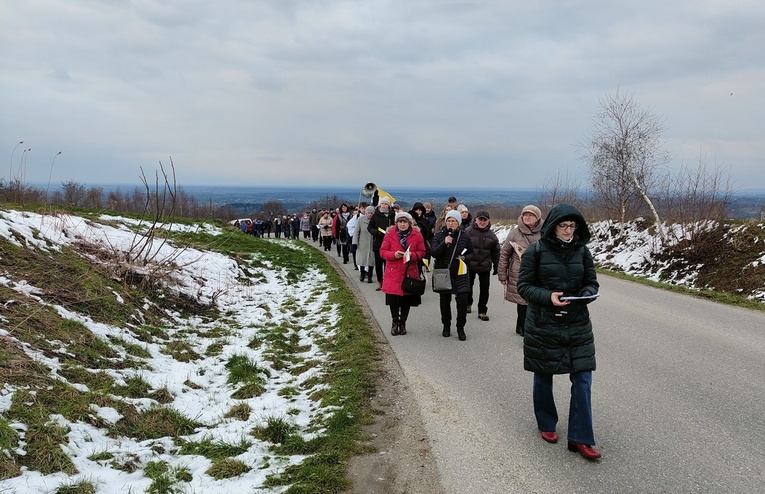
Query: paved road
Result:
<box><xmin>316</xmin><ymin>242</ymin><xmax>765</xmax><ymax>493</ymax></box>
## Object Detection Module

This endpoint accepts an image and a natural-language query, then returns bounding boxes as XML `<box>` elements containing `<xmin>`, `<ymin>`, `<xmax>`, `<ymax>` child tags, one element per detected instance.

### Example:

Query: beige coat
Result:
<box><xmin>497</xmin><ymin>214</ymin><xmax>543</xmax><ymax>305</ymax></box>
<box><xmin>318</xmin><ymin>215</ymin><xmax>334</xmax><ymax>237</ymax></box>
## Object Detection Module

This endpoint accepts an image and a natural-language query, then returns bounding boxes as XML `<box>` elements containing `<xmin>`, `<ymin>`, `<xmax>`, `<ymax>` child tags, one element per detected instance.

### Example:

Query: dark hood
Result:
<box><xmin>540</xmin><ymin>204</ymin><xmax>591</xmax><ymax>244</ymax></box>
<box><xmin>409</xmin><ymin>202</ymin><xmax>426</xmax><ymax>218</ymax></box>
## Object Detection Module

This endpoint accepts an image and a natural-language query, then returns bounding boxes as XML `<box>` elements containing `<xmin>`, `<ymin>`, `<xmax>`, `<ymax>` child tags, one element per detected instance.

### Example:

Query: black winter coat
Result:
<box><xmin>517</xmin><ymin>204</ymin><xmax>599</xmax><ymax>375</ymax></box>
<box><xmin>431</xmin><ymin>227</ymin><xmax>474</xmax><ymax>294</ymax></box>
<box><xmin>367</xmin><ymin>208</ymin><xmax>395</xmax><ymax>251</ymax></box>
<box><xmin>465</xmin><ymin>221</ymin><xmax>500</xmax><ymax>274</ymax></box>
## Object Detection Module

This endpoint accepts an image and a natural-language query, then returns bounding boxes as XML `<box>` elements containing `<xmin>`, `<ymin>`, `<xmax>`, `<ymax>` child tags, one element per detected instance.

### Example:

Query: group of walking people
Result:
<box><xmin>289</xmin><ymin>196</ymin><xmax>602</xmax><ymax>460</ymax></box>
<box><xmin>314</xmin><ymin>198</ymin><xmax>603</xmax><ymax>461</ymax></box>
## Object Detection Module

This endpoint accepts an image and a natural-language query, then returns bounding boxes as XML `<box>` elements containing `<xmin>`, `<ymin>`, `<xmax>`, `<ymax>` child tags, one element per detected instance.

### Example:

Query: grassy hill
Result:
<box><xmin>1</xmin><ymin>206</ymin><xmax>378</xmax><ymax>493</ymax></box>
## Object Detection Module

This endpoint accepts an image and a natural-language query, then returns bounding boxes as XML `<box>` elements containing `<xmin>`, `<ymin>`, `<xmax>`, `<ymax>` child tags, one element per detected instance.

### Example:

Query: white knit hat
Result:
<box><xmin>445</xmin><ymin>210</ymin><xmax>462</xmax><ymax>223</ymax></box>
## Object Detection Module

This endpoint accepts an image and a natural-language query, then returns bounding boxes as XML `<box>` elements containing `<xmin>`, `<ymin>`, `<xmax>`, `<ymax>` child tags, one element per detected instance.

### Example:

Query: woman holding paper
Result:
<box><xmin>431</xmin><ymin>210</ymin><xmax>474</xmax><ymax>341</ymax></box>
<box><xmin>517</xmin><ymin>203</ymin><xmax>601</xmax><ymax>460</ymax></box>
<box><xmin>380</xmin><ymin>212</ymin><xmax>426</xmax><ymax>336</ymax></box>
<box><xmin>498</xmin><ymin>204</ymin><xmax>543</xmax><ymax>336</ymax></box>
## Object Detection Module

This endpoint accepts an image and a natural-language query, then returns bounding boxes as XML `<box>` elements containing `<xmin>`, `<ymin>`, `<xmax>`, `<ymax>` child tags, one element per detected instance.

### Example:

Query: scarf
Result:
<box><xmin>556</xmin><ymin>235</ymin><xmax>575</xmax><ymax>246</ymax></box>
<box><xmin>397</xmin><ymin>226</ymin><xmax>412</xmax><ymax>249</ymax></box>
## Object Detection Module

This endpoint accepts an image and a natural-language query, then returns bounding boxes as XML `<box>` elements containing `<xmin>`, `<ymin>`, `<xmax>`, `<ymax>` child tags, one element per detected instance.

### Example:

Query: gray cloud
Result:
<box><xmin>1</xmin><ymin>0</ymin><xmax>763</xmax><ymax>190</ymax></box>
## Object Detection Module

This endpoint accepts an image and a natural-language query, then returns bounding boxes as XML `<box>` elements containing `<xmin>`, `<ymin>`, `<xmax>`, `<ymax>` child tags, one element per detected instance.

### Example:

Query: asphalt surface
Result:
<box><xmin>315</xmin><ymin>240</ymin><xmax>765</xmax><ymax>493</ymax></box>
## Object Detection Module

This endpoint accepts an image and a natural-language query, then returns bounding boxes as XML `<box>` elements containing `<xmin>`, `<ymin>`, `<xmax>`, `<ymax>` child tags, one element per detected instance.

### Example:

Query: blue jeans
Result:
<box><xmin>533</xmin><ymin>371</ymin><xmax>595</xmax><ymax>445</ymax></box>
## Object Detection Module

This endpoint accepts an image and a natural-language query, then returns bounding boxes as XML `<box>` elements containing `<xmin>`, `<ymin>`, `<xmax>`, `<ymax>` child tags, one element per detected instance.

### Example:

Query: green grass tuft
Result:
<box><xmin>206</xmin><ymin>457</ymin><xmax>252</xmax><ymax>480</ymax></box>
<box><xmin>177</xmin><ymin>436</ymin><xmax>252</xmax><ymax>460</ymax></box>
<box><xmin>55</xmin><ymin>478</ymin><xmax>97</xmax><ymax>494</ymax></box>
<box><xmin>110</xmin><ymin>405</ymin><xmax>200</xmax><ymax>441</ymax></box>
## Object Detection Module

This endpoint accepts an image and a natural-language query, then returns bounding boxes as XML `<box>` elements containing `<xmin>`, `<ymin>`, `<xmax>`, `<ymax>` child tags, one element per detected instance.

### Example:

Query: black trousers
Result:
<box><xmin>321</xmin><ymin>236</ymin><xmax>333</xmax><ymax>251</ymax></box>
<box><xmin>468</xmin><ymin>270</ymin><xmax>491</xmax><ymax>313</ymax></box>
<box><xmin>439</xmin><ymin>292</ymin><xmax>469</xmax><ymax>329</ymax></box>
<box><xmin>374</xmin><ymin>249</ymin><xmax>386</xmax><ymax>282</ymax></box>
<box><xmin>388</xmin><ymin>296</ymin><xmax>412</xmax><ymax>322</ymax></box>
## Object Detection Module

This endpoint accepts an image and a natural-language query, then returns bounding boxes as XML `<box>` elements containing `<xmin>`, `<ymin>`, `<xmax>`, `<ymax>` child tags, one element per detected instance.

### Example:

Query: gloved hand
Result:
<box><xmin>578</xmin><ymin>288</ymin><xmax>597</xmax><ymax>304</ymax></box>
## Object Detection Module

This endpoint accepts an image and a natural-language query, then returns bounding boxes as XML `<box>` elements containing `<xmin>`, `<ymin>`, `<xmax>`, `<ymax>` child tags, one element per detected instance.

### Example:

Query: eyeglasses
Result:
<box><xmin>557</xmin><ymin>223</ymin><xmax>577</xmax><ymax>231</ymax></box>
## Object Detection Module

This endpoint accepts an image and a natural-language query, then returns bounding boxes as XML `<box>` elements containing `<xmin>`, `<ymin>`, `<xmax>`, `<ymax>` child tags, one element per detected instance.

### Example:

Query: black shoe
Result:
<box><xmin>359</xmin><ymin>271</ymin><xmax>366</xmax><ymax>281</ymax></box>
<box><xmin>457</xmin><ymin>327</ymin><xmax>466</xmax><ymax>341</ymax></box>
<box><xmin>391</xmin><ymin>321</ymin><xmax>399</xmax><ymax>336</ymax></box>
<box><xmin>442</xmin><ymin>325</ymin><xmax>451</xmax><ymax>337</ymax></box>
<box><xmin>398</xmin><ymin>321</ymin><xmax>407</xmax><ymax>335</ymax></box>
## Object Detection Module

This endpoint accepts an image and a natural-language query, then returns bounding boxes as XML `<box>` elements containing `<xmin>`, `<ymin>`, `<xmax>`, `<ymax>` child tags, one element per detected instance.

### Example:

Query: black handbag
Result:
<box><xmin>401</xmin><ymin>261</ymin><xmax>426</xmax><ymax>296</ymax></box>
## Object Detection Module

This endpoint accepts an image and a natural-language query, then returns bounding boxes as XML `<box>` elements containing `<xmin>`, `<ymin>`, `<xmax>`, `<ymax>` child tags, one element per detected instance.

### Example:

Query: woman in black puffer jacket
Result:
<box><xmin>431</xmin><ymin>210</ymin><xmax>474</xmax><ymax>341</ymax></box>
<box><xmin>517</xmin><ymin>203</ymin><xmax>602</xmax><ymax>460</ymax></box>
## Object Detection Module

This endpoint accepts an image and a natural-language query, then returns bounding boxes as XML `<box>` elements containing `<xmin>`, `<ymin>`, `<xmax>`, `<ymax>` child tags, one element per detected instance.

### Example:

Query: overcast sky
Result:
<box><xmin>2</xmin><ymin>0</ymin><xmax>763</xmax><ymax>190</ymax></box>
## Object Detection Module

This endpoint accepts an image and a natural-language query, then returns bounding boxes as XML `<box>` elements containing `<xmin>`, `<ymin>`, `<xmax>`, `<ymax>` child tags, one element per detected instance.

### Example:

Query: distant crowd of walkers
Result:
<box><xmin>234</xmin><ymin>215</ymin><xmax>303</xmax><ymax>238</ymax></box>
<box><xmin>233</xmin><ymin>195</ymin><xmax>602</xmax><ymax>460</ymax></box>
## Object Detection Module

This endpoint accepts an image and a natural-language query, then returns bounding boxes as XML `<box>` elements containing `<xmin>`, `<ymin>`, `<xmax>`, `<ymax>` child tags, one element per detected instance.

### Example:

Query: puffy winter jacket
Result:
<box><xmin>465</xmin><ymin>220</ymin><xmax>500</xmax><ymax>274</ymax></box>
<box><xmin>431</xmin><ymin>227</ymin><xmax>474</xmax><ymax>295</ymax></box>
<box><xmin>517</xmin><ymin>204</ymin><xmax>599</xmax><ymax>375</ymax></box>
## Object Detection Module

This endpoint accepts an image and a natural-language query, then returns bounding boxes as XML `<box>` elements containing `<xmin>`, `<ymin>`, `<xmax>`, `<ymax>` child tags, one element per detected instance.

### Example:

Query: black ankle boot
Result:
<box><xmin>457</xmin><ymin>327</ymin><xmax>466</xmax><ymax>341</ymax></box>
<box><xmin>359</xmin><ymin>269</ymin><xmax>366</xmax><ymax>282</ymax></box>
<box><xmin>398</xmin><ymin>320</ymin><xmax>407</xmax><ymax>335</ymax></box>
<box><xmin>442</xmin><ymin>325</ymin><xmax>451</xmax><ymax>337</ymax></box>
<box><xmin>391</xmin><ymin>319</ymin><xmax>400</xmax><ymax>336</ymax></box>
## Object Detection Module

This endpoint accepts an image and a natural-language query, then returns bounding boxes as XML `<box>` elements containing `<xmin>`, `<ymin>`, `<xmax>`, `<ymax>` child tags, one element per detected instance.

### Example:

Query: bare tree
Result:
<box><xmin>538</xmin><ymin>169</ymin><xmax>582</xmax><ymax>212</ymax></box>
<box><xmin>583</xmin><ymin>90</ymin><xmax>670</xmax><ymax>239</ymax></box>
<box><xmin>261</xmin><ymin>200</ymin><xmax>287</xmax><ymax>220</ymax></box>
<box><xmin>61</xmin><ymin>180</ymin><xmax>88</xmax><ymax>207</ymax></box>
<box><xmin>84</xmin><ymin>186</ymin><xmax>104</xmax><ymax>208</ymax></box>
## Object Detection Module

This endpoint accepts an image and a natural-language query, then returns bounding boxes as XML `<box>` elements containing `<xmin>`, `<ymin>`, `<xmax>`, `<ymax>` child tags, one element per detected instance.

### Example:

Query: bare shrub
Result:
<box><xmin>98</xmin><ymin>159</ymin><xmax>204</xmax><ymax>290</ymax></box>
<box><xmin>661</xmin><ymin>151</ymin><xmax>734</xmax><ymax>223</ymax></box>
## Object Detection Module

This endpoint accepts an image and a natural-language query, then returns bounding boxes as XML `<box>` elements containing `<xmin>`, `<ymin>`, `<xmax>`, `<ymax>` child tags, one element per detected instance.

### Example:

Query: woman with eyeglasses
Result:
<box><xmin>517</xmin><ymin>203</ymin><xmax>602</xmax><ymax>460</ymax></box>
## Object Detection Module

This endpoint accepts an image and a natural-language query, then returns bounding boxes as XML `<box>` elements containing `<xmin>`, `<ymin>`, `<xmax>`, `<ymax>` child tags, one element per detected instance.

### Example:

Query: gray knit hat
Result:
<box><xmin>365</xmin><ymin>205</ymin><xmax>375</xmax><ymax>214</ymax></box>
<box><xmin>395</xmin><ymin>212</ymin><xmax>413</xmax><ymax>224</ymax></box>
